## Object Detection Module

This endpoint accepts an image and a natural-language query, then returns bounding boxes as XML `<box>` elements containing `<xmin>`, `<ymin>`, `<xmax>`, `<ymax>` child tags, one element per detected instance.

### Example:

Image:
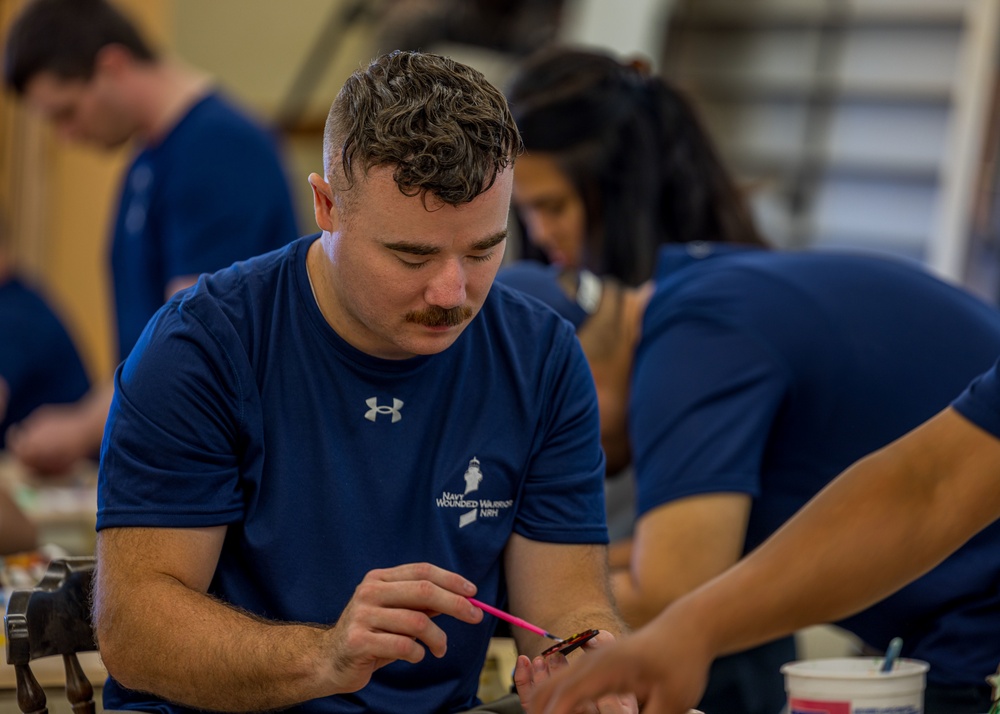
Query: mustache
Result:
<box><xmin>405</xmin><ymin>305</ymin><xmax>474</xmax><ymax>327</ymax></box>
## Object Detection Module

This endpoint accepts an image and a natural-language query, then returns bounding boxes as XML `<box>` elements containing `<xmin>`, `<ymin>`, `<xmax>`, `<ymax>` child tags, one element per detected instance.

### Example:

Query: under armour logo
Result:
<box><xmin>364</xmin><ymin>397</ymin><xmax>404</xmax><ymax>423</ymax></box>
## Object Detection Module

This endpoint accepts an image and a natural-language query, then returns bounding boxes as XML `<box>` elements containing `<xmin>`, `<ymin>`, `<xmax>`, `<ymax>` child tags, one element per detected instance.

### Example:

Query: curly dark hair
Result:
<box><xmin>325</xmin><ymin>50</ymin><xmax>523</xmax><ymax>206</ymax></box>
<box><xmin>507</xmin><ymin>46</ymin><xmax>767</xmax><ymax>286</ymax></box>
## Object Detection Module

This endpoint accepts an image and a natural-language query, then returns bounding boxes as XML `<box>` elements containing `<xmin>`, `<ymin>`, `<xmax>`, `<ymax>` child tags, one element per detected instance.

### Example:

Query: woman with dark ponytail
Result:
<box><xmin>507</xmin><ymin>46</ymin><xmax>766</xmax><ymax>287</ymax></box>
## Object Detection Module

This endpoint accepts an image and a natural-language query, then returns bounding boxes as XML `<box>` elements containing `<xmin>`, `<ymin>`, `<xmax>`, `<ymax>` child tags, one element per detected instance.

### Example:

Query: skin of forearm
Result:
<box><xmin>611</xmin><ymin>569</ymin><xmax>662</xmax><ymax>629</ymax></box>
<box><xmin>504</xmin><ymin>539</ymin><xmax>628</xmax><ymax>658</ymax></box>
<box><xmin>552</xmin><ymin>604</ymin><xmax>628</xmax><ymax>642</ymax></box>
<box><xmin>608</xmin><ymin>539</ymin><xmax>668</xmax><ymax>627</ymax></box>
<box><xmin>96</xmin><ymin>572</ymin><xmax>338</xmax><ymax>711</ymax></box>
<box><xmin>611</xmin><ymin>494</ymin><xmax>751</xmax><ymax>630</ymax></box>
<box><xmin>511</xmin><ymin>603</ymin><xmax>629</xmax><ymax>661</ymax></box>
<box><xmin>606</xmin><ymin>538</ymin><xmax>632</xmax><ymax>570</ymax></box>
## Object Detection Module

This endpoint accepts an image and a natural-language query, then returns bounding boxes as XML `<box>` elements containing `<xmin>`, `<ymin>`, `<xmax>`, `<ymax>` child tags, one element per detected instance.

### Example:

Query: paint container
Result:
<box><xmin>781</xmin><ymin>657</ymin><xmax>929</xmax><ymax>714</ymax></box>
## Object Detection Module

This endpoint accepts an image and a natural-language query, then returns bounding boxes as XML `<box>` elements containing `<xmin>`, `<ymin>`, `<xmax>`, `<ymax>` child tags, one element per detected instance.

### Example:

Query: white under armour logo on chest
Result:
<box><xmin>365</xmin><ymin>397</ymin><xmax>404</xmax><ymax>423</ymax></box>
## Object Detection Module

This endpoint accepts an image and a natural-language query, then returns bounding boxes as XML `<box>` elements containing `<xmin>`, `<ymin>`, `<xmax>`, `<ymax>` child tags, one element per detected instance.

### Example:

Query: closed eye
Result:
<box><xmin>397</xmin><ymin>256</ymin><xmax>429</xmax><ymax>269</ymax></box>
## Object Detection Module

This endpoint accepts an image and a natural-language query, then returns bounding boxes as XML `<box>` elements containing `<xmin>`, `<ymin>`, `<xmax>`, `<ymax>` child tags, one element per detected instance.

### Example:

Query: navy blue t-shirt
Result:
<box><xmin>0</xmin><ymin>277</ymin><xmax>89</xmax><ymax>446</ymax></box>
<box><xmin>97</xmin><ymin>236</ymin><xmax>607</xmax><ymax>713</ymax></box>
<box><xmin>633</xmin><ymin>244</ymin><xmax>1000</xmax><ymax>688</ymax></box>
<box><xmin>110</xmin><ymin>92</ymin><xmax>299</xmax><ymax>362</ymax></box>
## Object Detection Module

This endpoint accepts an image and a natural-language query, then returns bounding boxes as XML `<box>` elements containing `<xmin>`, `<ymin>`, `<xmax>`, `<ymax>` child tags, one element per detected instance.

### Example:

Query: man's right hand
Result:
<box><xmin>319</xmin><ymin>562</ymin><xmax>483</xmax><ymax>694</ymax></box>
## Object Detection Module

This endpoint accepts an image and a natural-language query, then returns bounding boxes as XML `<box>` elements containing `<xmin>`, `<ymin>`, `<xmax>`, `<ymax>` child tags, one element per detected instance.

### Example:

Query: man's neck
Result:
<box><xmin>131</xmin><ymin>58</ymin><xmax>212</xmax><ymax>144</ymax></box>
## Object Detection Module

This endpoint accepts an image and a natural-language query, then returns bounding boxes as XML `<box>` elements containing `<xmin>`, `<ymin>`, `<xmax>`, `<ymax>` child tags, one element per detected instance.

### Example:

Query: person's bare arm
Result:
<box><xmin>95</xmin><ymin>526</ymin><xmax>484</xmax><ymax>711</ymax></box>
<box><xmin>503</xmin><ymin>535</ymin><xmax>624</xmax><ymax>657</ymax></box>
<box><xmin>607</xmin><ymin>537</ymin><xmax>632</xmax><ymax>570</ymax></box>
<box><xmin>613</xmin><ymin>493</ymin><xmax>750</xmax><ymax>627</ymax></box>
<box><xmin>503</xmin><ymin>535</ymin><xmax>636</xmax><ymax>712</ymax></box>
<box><xmin>530</xmin><ymin>407</ymin><xmax>1000</xmax><ymax>713</ymax></box>
<box><xmin>6</xmin><ymin>382</ymin><xmax>113</xmax><ymax>475</ymax></box>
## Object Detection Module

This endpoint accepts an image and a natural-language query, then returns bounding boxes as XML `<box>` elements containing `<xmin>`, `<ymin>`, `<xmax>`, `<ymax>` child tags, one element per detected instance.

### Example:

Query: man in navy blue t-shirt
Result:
<box><xmin>2</xmin><ymin>0</ymin><xmax>298</xmax><ymax>475</ymax></box>
<box><xmin>91</xmin><ymin>51</ymin><xmax>632</xmax><ymax>714</ymax></box>
<box><xmin>500</xmin><ymin>243</ymin><xmax>1000</xmax><ymax>714</ymax></box>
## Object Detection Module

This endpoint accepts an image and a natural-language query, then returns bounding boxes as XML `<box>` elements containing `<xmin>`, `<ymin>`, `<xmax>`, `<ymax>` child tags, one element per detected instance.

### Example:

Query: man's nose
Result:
<box><xmin>425</xmin><ymin>259</ymin><xmax>467</xmax><ymax>308</ymax></box>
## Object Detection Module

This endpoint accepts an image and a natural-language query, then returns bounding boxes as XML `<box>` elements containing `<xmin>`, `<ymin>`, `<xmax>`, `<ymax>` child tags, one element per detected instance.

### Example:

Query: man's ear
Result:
<box><xmin>308</xmin><ymin>173</ymin><xmax>339</xmax><ymax>233</ymax></box>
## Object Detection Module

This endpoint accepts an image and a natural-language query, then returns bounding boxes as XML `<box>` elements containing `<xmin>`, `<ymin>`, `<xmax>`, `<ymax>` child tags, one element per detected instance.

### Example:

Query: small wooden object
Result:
<box><xmin>5</xmin><ymin>557</ymin><xmax>98</xmax><ymax>714</ymax></box>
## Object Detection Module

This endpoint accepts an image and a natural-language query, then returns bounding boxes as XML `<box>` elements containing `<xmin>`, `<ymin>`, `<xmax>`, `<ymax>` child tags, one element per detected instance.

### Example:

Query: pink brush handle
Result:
<box><xmin>468</xmin><ymin>597</ymin><xmax>559</xmax><ymax>640</ymax></box>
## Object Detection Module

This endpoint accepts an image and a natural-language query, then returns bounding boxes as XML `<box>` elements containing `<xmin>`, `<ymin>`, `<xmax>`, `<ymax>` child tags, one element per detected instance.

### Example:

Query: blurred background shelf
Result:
<box><xmin>663</xmin><ymin>0</ymin><xmax>1000</xmax><ymax>297</ymax></box>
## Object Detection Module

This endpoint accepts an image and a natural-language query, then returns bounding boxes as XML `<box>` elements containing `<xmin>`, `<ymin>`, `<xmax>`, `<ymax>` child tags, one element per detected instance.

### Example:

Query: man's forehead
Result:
<box><xmin>349</xmin><ymin>164</ymin><xmax>513</xmax><ymax>210</ymax></box>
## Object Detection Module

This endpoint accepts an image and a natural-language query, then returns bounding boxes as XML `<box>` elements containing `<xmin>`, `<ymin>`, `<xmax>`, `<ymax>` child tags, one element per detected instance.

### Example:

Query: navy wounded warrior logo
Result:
<box><xmin>435</xmin><ymin>457</ymin><xmax>514</xmax><ymax>528</ymax></box>
<box><xmin>365</xmin><ymin>397</ymin><xmax>403</xmax><ymax>423</ymax></box>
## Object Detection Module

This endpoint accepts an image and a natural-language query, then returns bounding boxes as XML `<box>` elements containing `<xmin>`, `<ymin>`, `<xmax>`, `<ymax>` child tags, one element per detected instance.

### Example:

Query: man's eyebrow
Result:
<box><xmin>471</xmin><ymin>230</ymin><xmax>508</xmax><ymax>251</ymax></box>
<box><xmin>383</xmin><ymin>230</ymin><xmax>508</xmax><ymax>256</ymax></box>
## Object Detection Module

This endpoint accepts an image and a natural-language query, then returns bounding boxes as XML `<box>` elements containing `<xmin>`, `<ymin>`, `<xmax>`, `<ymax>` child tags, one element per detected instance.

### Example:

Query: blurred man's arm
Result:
<box><xmin>607</xmin><ymin>537</ymin><xmax>632</xmax><ymax>570</ymax></box>
<box><xmin>6</xmin><ymin>381</ymin><xmax>113</xmax><ymax>475</ymax></box>
<box><xmin>613</xmin><ymin>493</ymin><xmax>750</xmax><ymax>627</ymax></box>
<box><xmin>530</xmin><ymin>406</ymin><xmax>1000</xmax><ymax>713</ymax></box>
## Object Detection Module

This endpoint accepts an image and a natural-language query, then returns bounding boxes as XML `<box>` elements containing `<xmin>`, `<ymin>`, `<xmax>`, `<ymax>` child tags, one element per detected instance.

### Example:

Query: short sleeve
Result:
<box><xmin>97</xmin><ymin>298</ymin><xmax>249</xmax><ymax>529</ymax></box>
<box><xmin>631</xmin><ymin>317</ymin><xmax>791</xmax><ymax>517</ymax></box>
<box><xmin>513</xmin><ymin>333</ymin><xmax>608</xmax><ymax>544</ymax></box>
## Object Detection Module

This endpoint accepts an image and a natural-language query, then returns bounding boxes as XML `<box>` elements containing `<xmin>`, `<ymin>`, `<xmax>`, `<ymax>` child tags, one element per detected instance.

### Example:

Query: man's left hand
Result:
<box><xmin>513</xmin><ymin>630</ymin><xmax>638</xmax><ymax>713</ymax></box>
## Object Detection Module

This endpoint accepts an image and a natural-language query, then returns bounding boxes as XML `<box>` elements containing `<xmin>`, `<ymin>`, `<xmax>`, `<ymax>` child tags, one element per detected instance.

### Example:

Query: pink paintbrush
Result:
<box><xmin>468</xmin><ymin>597</ymin><xmax>565</xmax><ymax>643</ymax></box>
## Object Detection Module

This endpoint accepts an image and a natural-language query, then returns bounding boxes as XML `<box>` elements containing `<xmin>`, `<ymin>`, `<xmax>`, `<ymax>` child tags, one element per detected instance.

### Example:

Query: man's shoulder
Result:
<box><xmin>164</xmin><ymin>237</ymin><xmax>306</xmax><ymax>333</ymax></box>
<box><xmin>198</xmin><ymin>235</ymin><xmax>304</xmax><ymax>294</ymax></box>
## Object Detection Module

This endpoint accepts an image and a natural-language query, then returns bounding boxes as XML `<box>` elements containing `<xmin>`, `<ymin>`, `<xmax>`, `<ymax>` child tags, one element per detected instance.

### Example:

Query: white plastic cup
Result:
<box><xmin>781</xmin><ymin>657</ymin><xmax>930</xmax><ymax>714</ymax></box>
